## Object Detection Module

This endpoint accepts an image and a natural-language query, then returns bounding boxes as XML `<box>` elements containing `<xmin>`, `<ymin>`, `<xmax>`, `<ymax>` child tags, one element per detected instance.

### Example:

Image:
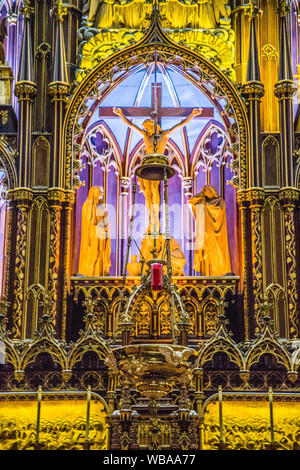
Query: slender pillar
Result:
<box><xmin>47</xmin><ymin>189</ymin><xmax>64</xmax><ymax>327</ymax></box>
<box><xmin>48</xmin><ymin>0</ymin><xmax>70</xmax><ymax>188</ymax></box>
<box><xmin>274</xmin><ymin>1</ymin><xmax>297</xmax><ymax>187</ymax></box>
<box><xmin>10</xmin><ymin>2</ymin><xmax>36</xmax><ymax>338</ymax></box>
<box><xmin>119</xmin><ymin>177</ymin><xmax>130</xmax><ymax>276</ymax></box>
<box><xmin>242</xmin><ymin>7</ymin><xmax>264</xmax><ymax>187</ymax></box>
<box><xmin>248</xmin><ymin>189</ymin><xmax>265</xmax><ymax>336</ymax></box>
<box><xmin>275</xmin><ymin>1</ymin><xmax>299</xmax><ymax>339</ymax></box>
<box><xmin>9</xmin><ymin>188</ymin><xmax>33</xmax><ymax>337</ymax></box>
<box><xmin>183</xmin><ymin>177</ymin><xmax>193</xmax><ymax>275</ymax></box>
<box><xmin>236</xmin><ymin>190</ymin><xmax>251</xmax><ymax>340</ymax></box>
<box><xmin>14</xmin><ymin>1</ymin><xmax>36</xmax><ymax>188</ymax></box>
<box><xmin>279</xmin><ymin>188</ymin><xmax>299</xmax><ymax>338</ymax></box>
<box><xmin>60</xmin><ymin>190</ymin><xmax>75</xmax><ymax>339</ymax></box>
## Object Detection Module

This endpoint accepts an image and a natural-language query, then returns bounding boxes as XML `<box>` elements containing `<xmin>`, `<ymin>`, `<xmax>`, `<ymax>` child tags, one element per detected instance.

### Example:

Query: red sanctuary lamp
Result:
<box><xmin>151</xmin><ymin>262</ymin><xmax>163</xmax><ymax>291</ymax></box>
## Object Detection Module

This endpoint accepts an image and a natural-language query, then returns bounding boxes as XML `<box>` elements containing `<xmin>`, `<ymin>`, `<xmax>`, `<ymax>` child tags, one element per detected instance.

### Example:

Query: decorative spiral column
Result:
<box><xmin>60</xmin><ymin>190</ymin><xmax>75</xmax><ymax>339</ymax></box>
<box><xmin>8</xmin><ymin>188</ymin><xmax>33</xmax><ymax>338</ymax></box>
<box><xmin>279</xmin><ymin>188</ymin><xmax>299</xmax><ymax>338</ymax></box>
<box><xmin>247</xmin><ymin>188</ymin><xmax>265</xmax><ymax>335</ymax></box>
<box><xmin>236</xmin><ymin>190</ymin><xmax>251</xmax><ymax>340</ymax></box>
<box><xmin>47</xmin><ymin>189</ymin><xmax>65</xmax><ymax>327</ymax></box>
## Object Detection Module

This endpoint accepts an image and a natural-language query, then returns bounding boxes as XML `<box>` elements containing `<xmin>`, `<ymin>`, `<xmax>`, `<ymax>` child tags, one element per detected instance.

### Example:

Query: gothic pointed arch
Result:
<box><xmin>62</xmin><ymin>23</ymin><xmax>249</xmax><ymax>192</ymax></box>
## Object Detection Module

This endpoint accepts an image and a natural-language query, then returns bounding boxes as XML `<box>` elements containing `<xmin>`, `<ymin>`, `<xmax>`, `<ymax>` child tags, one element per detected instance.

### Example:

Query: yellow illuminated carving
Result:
<box><xmin>0</xmin><ymin>399</ymin><xmax>108</xmax><ymax>450</ymax></box>
<box><xmin>204</xmin><ymin>400</ymin><xmax>300</xmax><ymax>450</ymax></box>
<box><xmin>77</xmin><ymin>0</ymin><xmax>235</xmax><ymax>83</ymax></box>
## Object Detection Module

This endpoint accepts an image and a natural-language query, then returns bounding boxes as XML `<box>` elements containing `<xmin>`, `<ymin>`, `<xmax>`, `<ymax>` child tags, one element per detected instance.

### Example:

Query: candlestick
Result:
<box><xmin>218</xmin><ymin>385</ymin><xmax>223</xmax><ymax>443</ymax></box>
<box><xmin>269</xmin><ymin>387</ymin><xmax>274</xmax><ymax>443</ymax></box>
<box><xmin>85</xmin><ymin>386</ymin><xmax>92</xmax><ymax>442</ymax></box>
<box><xmin>36</xmin><ymin>386</ymin><xmax>42</xmax><ymax>444</ymax></box>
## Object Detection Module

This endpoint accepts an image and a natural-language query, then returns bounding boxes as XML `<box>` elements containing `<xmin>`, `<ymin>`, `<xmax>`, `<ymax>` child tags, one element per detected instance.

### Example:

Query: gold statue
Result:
<box><xmin>83</xmin><ymin>0</ymin><xmax>229</xmax><ymax>30</ymax></box>
<box><xmin>140</xmin><ymin>234</ymin><xmax>186</xmax><ymax>276</ymax></box>
<box><xmin>161</xmin><ymin>0</ymin><xmax>229</xmax><ymax>29</ymax></box>
<box><xmin>78</xmin><ymin>186</ymin><xmax>111</xmax><ymax>277</ymax></box>
<box><xmin>85</xmin><ymin>0</ymin><xmax>149</xmax><ymax>29</ymax></box>
<box><xmin>113</xmin><ymin>106</ymin><xmax>202</xmax><ymax>235</ymax></box>
<box><xmin>188</xmin><ymin>185</ymin><xmax>231</xmax><ymax>276</ymax></box>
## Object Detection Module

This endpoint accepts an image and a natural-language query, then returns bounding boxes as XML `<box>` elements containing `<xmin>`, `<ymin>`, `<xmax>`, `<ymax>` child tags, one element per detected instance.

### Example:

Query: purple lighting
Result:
<box><xmin>205</xmin><ymin>131</ymin><xmax>223</xmax><ymax>155</ymax></box>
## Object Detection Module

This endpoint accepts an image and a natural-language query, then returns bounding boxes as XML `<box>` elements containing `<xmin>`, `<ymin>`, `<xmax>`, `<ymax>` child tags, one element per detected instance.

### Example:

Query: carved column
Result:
<box><xmin>107</xmin><ymin>371</ymin><xmax>118</xmax><ymax>415</ymax></box>
<box><xmin>279</xmin><ymin>188</ymin><xmax>299</xmax><ymax>338</ymax></box>
<box><xmin>119</xmin><ymin>177</ymin><xmax>130</xmax><ymax>275</ymax></box>
<box><xmin>237</xmin><ymin>190</ymin><xmax>251</xmax><ymax>340</ymax></box>
<box><xmin>8</xmin><ymin>188</ymin><xmax>33</xmax><ymax>338</ymax></box>
<box><xmin>60</xmin><ymin>190</ymin><xmax>75</xmax><ymax>339</ymax></box>
<box><xmin>47</xmin><ymin>189</ymin><xmax>65</xmax><ymax>327</ymax></box>
<box><xmin>14</xmin><ymin>2</ymin><xmax>36</xmax><ymax>188</ymax></box>
<box><xmin>242</xmin><ymin>7</ymin><xmax>264</xmax><ymax>187</ymax></box>
<box><xmin>3</xmin><ymin>196</ymin><xmax>16</xmax><ymax>324</ymax></box>
<box><xmin>274</xmin><ymin>2</ymin><xmax>297</xmax><ymax>187</ymax></box>
<box><xmin>183</xmin><ymin>177</ymin><xmax>193</xmax><ymax>275</ymax></box>
<box><xmin>247</xmin><ymin>188</ymin><xmax>265</xmax><ymax>335</ymax></box>
<box><xmin>48</xmin><ymin>1</ymin><xmax>70</xmax><ymax>188</ymax></box>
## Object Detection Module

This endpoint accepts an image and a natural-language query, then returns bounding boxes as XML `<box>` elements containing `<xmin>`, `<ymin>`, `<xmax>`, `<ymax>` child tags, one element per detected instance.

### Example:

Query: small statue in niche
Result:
<box><xmin>188</xmin><ymin>185</ymin><xmax>231</xmax><ymax>276</ymax></box>
<box><xmin>78</xmin><ymin>186</ymin><xmax>111</xmax><ymax>277</ymax></box>
<box><xmin>84</xmin><ymin>0</ymin><xmax>149</xmax><ymax>29</ymax></box>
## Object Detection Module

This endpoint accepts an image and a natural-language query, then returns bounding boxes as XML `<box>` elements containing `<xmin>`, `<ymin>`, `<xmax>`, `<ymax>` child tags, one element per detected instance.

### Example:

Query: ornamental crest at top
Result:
<box><xmin>77</xmin><ymin>0</ymin><xmax>234</xmax><ymax>83</ymax></box>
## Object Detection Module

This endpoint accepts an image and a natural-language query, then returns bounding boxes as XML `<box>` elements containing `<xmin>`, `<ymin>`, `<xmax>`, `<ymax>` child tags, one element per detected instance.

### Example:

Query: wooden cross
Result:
<box><xmin>99</xmin><ymin>83</ymin><xmax>213</xmax><ymax>125</ymax></box>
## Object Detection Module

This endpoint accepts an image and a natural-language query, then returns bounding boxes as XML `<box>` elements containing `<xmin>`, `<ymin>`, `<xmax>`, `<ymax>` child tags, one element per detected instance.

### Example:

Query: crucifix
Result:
<box><xmin>106</xmin><ymin>83</ymin><xmax>211</xmax><ymax>236</ymax></box>
<box><xmin>99</xmin><ymin>82</ymin><xmax>214</xmax><ymax>126</ymax></box>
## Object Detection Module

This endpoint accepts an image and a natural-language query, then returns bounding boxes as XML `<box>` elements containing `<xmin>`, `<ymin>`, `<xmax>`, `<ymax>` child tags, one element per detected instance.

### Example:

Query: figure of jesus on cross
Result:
<box><xmin>111</xmin><ymin>83</ymin><xmax>202</xmax><ymax>236</ymax></box>
<box><xmin>112</xmin><ymin>103</ymin><xmax>202</xmax><ymax>236</ymax></box>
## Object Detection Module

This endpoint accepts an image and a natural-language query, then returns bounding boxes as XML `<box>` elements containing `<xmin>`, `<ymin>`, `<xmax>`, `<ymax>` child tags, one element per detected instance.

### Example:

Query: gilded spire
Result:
<box><xmin>278</xmin><ymin>1</ymin><xmax>293</xmax><ymax>81</ymax></box>
<box><xmin>246</xmin><ymin>5</ymin><xmax>261</xmax><ymax>82</ymax></box>
<box><xmin>17</xmin><ymin>0</ymin><xmax>35</xmax><ymax>84</ymax></box>
<box><xmin>51</xmin><ymin>0</ymin><xmax>69</xmax><ymax>85</ymax></box>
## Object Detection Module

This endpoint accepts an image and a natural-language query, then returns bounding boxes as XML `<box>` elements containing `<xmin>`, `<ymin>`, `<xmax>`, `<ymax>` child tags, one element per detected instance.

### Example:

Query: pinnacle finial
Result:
<box><xmin>52</xmin><ymin>0</ymin><xmax>68</xmax><ymax>22</ymax></box>
<box><xmin>20</xmin><ymin>0</ymin><xmax>34</xmax><ymax>19</ymax></box>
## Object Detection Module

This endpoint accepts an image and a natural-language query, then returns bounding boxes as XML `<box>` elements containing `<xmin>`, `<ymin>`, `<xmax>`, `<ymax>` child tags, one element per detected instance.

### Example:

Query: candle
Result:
<box><xmin>36</xmin><ymin>386</ymin><xmax>42</xmax><ymax>444</ymax></box>
<box><xmin>269</xmin><ymin>387</ymin><xmax>274</xmax><ymax>443</ymax></box>
<box><xmin>218</xmin><ymin>386</ymin><xmax>223</xmax><ymax>443</ymax></box>
<box><xmin>85</xmin><ymin>386</ymin><xmax>92</xmax><ymax>442</ymax></box>
<box><xmin>151</xmin><ymin>263</ymin><xmax>163</xmax><ymax>291</ymax></box>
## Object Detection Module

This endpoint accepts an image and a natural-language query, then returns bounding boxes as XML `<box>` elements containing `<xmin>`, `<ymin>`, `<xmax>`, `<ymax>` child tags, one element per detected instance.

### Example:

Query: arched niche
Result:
<box><xmin>262</xmin><ymin>135</ymin><xmax>280</xmax><ymax>188</ymax></box>
<box><xmin>32</xmin><ymin>136</ymin><xmax>50</xmax><ymax>188</ymax></box>
<box><xmin>0</xmin><ymin>138</ymin><xmax>17</xmax><ymax>297</ymax></box>
<box><xmin>63</xmin><ymin>31</ymin><xmax>249</xmax><ymax>280</ymax></box>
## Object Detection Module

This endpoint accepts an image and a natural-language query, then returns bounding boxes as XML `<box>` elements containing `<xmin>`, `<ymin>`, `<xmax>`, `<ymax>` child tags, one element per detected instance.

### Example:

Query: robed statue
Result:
<box><xmin>78</xmin><ymin>186</ymin><xmax>111</xmax><ymax>277</ymax></box>
<box><xmin>188</xmin><ymin>185</ymin><xmax>231</xmax><ymax>276</ymax></box>
<box><xmin>83</xmin><ymin>0</ymin><xmax>229</xmax><ymax>30</ymax></box>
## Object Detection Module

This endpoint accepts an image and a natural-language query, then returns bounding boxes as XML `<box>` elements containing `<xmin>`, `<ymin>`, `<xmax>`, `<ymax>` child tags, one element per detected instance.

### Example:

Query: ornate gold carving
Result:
<box><xmin>48</xmin><ymin>82</ymin><xmax>70</xmax><ymax>102</ymax></box>
<box><xmin>278</xmin><ymin>193</ymin><xmax>299</xmax><ymax>338</ymax></box>
<box><xmin>242</xmin><ymin>81</ymin><xmax>264</xmax><ymax>100</ymax></box>
<box><xmin>14</xmin><ymin>81</ymin><xmax>37</xmax><ymax>101</ymax></box>
<box><xmin>66</xmin><ymin>42</ymin><xmax>249</xmax><ymax>191</ymax></box>
<box><xmin>274</xmin><ymin>80</ymin><xmax>297</xmax><ymax>98</ymax></box>
<box><xmin>0</xmin><ymin>110</ymin><xmax>8</xmax><ymax>124</ymax></box>
<box><xmin>20</xmin><ymin>0</ymin><xmax>34</xmax><ymax>19</ymax></box>
<box><xmin>12</xmin><ymin>206</ymin><xmax>29</xmax><ymax>337</ymax></box>
<box><xmin>52</xmin><ymin>0</ymin><xmax>68</xmax><ymax>22</ymax></box>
